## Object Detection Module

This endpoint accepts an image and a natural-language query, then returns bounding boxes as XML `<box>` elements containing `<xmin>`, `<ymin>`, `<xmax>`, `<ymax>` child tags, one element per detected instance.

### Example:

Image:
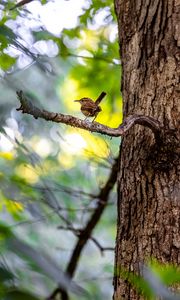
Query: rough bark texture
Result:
<box><xmin>113</xmin><ymin>0</ymin><xmax>180</xmax><ymax>299</ymax></box>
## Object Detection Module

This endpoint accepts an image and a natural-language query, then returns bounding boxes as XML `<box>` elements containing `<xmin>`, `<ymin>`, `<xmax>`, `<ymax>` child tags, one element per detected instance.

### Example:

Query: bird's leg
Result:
<box><xmin>92</xmin><ymin>115</ymin><xmax>97</xmax><ymax>122</ymax></box>
<box><xmin>92</xmin><ymin>111</ymin><xmax>99</xmax><ymax>122</ymax></box>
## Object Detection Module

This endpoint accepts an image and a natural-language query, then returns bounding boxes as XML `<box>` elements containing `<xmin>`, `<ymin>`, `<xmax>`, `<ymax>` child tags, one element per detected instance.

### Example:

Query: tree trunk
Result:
<box><xmin>113</xmin><ymin>0</ymin><xmax>180</xmax><ymax>299</ymax></box>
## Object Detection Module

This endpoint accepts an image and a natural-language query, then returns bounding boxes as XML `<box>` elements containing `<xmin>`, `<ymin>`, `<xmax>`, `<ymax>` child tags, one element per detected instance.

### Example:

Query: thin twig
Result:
<box><xmin>10</xmin><ymin>0</ymin><xmax>34</xmax><ymax>10</ymax></box>
<box><xmin>68</xmin><ymin>53</ymin><xmax>121</xmax><ymax>65</ymax></box>
<box><xmin>90</xmin><ymin>237</ymin><xmax>115</xmax><ymax>255</ymax></box>
<box><xmin>57</xmin><ymin>225</ymin><xmax>114</xmax><ymax>254</ymax></box>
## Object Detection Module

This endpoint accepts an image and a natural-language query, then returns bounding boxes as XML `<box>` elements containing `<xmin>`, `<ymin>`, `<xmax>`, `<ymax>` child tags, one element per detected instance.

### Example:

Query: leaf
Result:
<box><xmin>0</xmin><ymin>25</ymin><xmax>16</xmax><ymax>41</ymax></box>
<box><xmin>149</xmin><ymin>261</ymin><xmax>180</xmax><ymax>286</ymax></box>
<box><xmin>118</xmin><ymin>266</ymin><xmax>153</xmax><ymax>299</ymax></box>
<box><xmin>0</xmin><ymin>266</ymin><xmax>14</xmax><ymax>282</ymax></box>
<box><xmin>141</xmin><ymin>265</ymin><xmax>180</xmax><ymax>300</ymax></box>
<box><xmin>0</xmin><ymin>35</ymin><xmax>8</xmax><ymax>51</ymax></box>
<box><xmin>0</xmin><ymin>53</ymin><xmax>16</xmax><ymax>71</ymax></box>
<box><xmin>0</xmin><ymin>222</ymin><xmax>13</xmax><ymax>240</ymax></box>
<box><xmin>32</xmin><ymin>30</ymin><xmax>53</xmax><ymax>41</ymax></box>
<box><xmin>0</xmin><ymin>152</ymin><xmax>14</xmax><ymax>160</ymax></box>
<box><xmin>4</xmin><ymin>290</ymin><xmax>40</xmax><ymax>300</ymax></box>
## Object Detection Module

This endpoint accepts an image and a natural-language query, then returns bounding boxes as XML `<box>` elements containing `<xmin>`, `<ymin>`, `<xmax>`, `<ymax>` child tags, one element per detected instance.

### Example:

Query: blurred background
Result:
<box><xmin>0</xmin><ymin>0</ymin><xmax>122</xmax><ymax>299</ymax></box>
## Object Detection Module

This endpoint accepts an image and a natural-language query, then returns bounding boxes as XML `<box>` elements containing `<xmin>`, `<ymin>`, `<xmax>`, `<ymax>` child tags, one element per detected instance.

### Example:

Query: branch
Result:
<box><xmin>67</xmin><ymin>53</ymin><xmax>121</xmax><ymax>65</ymax></box>
<box><xmin>46</xmin><ymin>157</ymin><xmax>119</xmax><ymax>300</ymax></box>
<box><xmin>90</xmin><ymin>237</ymin><xmax>115</xmax><ymax>255</ymax></box>
<box><xmin>16</xmin><ymin>91</ymin><xmax>162</xmax><ymax>140</ymax></box>
<box><xmin>10</xmin><ymin>0</ymin><xmax>34</xmax><ymax>10</ymax></box>
<box><xmin>57</xmin><ymin>225</ymin><xmax>114</xmax><ymax>255</ymax></box>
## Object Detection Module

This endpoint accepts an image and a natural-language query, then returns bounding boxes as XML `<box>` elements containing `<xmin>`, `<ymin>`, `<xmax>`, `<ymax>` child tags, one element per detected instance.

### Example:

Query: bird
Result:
<box><xmin>74</xmin><ymin>92</ymin><xmax>106</xmax><ymax>121</ymax></box>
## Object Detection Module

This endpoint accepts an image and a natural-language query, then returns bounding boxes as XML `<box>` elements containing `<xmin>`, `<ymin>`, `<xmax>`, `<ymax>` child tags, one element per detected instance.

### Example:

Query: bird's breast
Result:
<box><xmin>81</xmin><ymin>105</ymin><xmax>101</xmax><ymax>117</ymax></box>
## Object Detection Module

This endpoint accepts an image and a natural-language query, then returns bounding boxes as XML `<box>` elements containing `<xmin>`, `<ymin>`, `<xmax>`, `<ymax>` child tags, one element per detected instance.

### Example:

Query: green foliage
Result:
<box><xmin>0</xmin><ymin>52</ymin><xmax>16</xmax><ymax>71</ymax></box>
<box><xmin>149</xmin><ymin>260</ymin><xmax>180</xmax><ymax>286</ymax></box>
<box><xmin>0</xmin><ymin>266</ymin><xmax>14</xmax><ymax>282</ymax></box>
<box><xmin>0</xmin><ymin>24</ymin><xmax>16</xmax><ymax>41</ymax></box>
<box><xmin>0</xmin><ymin>222</ymin><xmax>13</xmax><ymax>240</ymax></box>
<box><xmin>117</xmin><ymin>261</ymin><xmax>180</xmax><ymax>300</ymax></box>
<box><xmin>3</xmin><ymin>290</ymin><xmax>40</xmax><ymax>300</ymax></box>
<box><xmin>118</xmin><ymin>266</ymin><xmax>154</xmax><ymax>299</ymax></box>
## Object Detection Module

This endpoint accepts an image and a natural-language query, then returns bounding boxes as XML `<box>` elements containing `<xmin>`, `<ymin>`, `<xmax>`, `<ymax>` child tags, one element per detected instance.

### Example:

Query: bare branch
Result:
<box><xmin>57</xmin><ymin>225</ymin><xmax>114</xmax><ymax>255</ymax></box>
<box><xmin>90</xmin><ymin>237</ymin><xmax>115</xmax><ymax>255</ymax></box>
<box><xmin>46</xmin><ymin>157</ymin><xmax>118</xmax><ymax>300</ymax></box>
<box><xmin>16</xmin><ymin>91</ymin><xmax>162</xmax><ymax>139</ymax></box>
<box><xmin>67</xmin><ymin>53</ymin><xmax>121</xmax><ymax>65</ymax></box>
<box><xmin>10</xmin><ymin>0</ymin><xmax>34</xmax><ymax>10</ymax></box>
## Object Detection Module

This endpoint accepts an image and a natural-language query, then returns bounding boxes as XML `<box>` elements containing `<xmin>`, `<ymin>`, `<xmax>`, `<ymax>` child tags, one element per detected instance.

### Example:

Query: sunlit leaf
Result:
<box><xmin>0</xmin><ymin>53</ymin><xmax>16</xmax><ymax>71</ymax></box>
<box><xmin>0</xmin><ymin>152</ymin><xmax>14</xmax><ymax>160</ymax></box>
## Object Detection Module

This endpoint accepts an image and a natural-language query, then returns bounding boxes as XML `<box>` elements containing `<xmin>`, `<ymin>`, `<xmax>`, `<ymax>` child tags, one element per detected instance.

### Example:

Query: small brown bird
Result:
<box><xmin>74</xmin><ymin>92</ymin><xmax>106</xmax><ymax>121</ymax></box>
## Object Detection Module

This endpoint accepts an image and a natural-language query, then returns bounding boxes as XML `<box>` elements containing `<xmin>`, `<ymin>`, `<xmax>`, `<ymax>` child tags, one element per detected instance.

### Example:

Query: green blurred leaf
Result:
<box><xmin>32</xmin><ymin>30</ymin><xmax>53</xmax><ymax>41</ymax></box>
<box><xmin>0</xmin><ymin>266</ymin><xmax>14</xmax><ymax>282</ymax></box>
<box><xmin>117</xmin><ymin>266</ymin><xmax>154</xmax><ymax>299</ymax></box>
<box><xmin>149</xmin><ymin>261</ymin><xmax>180</xmax><ymax>285</ymax></box>
<box><xmin>4</xmin><ymin>290</ymin><xmax>40</xmax><ymax>300</ymax></box>
<box><xmin>0</xmin><ymin>35</ymin><xmax>8</xmax><ymax>51</ymax></box>
<box><xmin>0</xmin><ymin>222</ymin><xmax>13</xmax><ymax>240</ymax></box>
<box><xmin>0</xmin><ymin>25</ymin><xmax>16</xmax><ymax>41</ymax></box>
<box><xmin>0</xmin><ymin>53</ymin><xmax>16</xmax><ymax>71</ymax></box>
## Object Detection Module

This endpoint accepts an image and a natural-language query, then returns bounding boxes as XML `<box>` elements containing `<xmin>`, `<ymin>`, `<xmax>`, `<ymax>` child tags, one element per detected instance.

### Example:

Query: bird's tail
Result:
<box><xmin>95</xmin><ymin>92</ymin><xmax>106</xmax><ymax>105</ymax></box>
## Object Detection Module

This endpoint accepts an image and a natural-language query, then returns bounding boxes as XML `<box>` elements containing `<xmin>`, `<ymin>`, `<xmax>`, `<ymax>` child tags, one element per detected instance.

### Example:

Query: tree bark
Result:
<box><xmin>113</xmin><ymin>0</ymin><xmax>180</xmax><ymax>299</ymax></box>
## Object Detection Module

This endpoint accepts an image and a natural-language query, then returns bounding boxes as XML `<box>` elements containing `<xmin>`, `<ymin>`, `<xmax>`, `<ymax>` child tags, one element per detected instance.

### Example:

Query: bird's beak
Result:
<box><xmin>74</xmin><ymin>100</ymin><xmax>80</xmax><ymax>102</ymax></box>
